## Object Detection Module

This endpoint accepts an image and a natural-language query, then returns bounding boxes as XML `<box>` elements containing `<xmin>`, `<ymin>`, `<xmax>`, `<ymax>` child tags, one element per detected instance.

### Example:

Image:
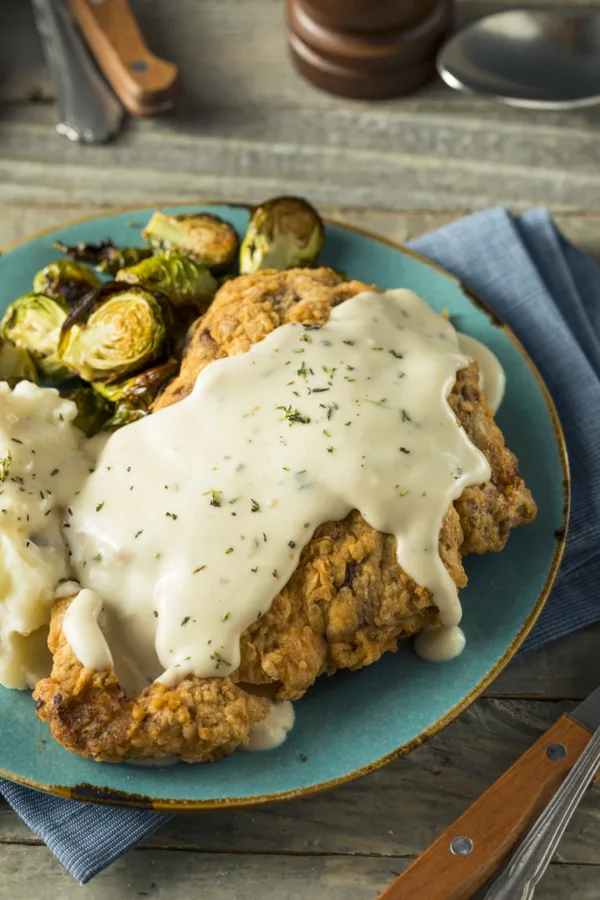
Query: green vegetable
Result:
<box><xmin>58</xmin><ymin>283</ymin><xmax>168</xmax><ymax>383</ymax></box>
<box><xmin>0</xmin><ymin>338</ymin><xmax>39</xmax><ymax>388</ymax></box>
<box><xmin>53</xmin><ymin>239</ymin><xmax>153</xmax><ymax>275</ymax></box>
<box><xmin>1</xmin><ymin>293</ymin><xmax>70</xmax><ymax>381</ymax></box>
<box><xmin>33</xmin><ymin>259</ymin><xmax>100</xmax><ymax>306</ymax></box>
<box><xmin>142</xmin><ymin>212</ymin><xmax>239</xmax><ymax>272</ymax></box>
<box><xmin>95</xmin><ymin>359</ymin><xmax>179</xmax><ymax>430</ymax></box>
<box><xmin>93</xmin><ymin>358</ymin><xmax>178</xmax><ymax>405</ymax></box>
<box><xmin>62</xmin><ymin>386</ymin><xmax>113</xmax><ymax>437</ymax></box>
<box><xmin>239</xmin><ymin>196</ymin><xmax>324</xmax><ymax>274</ymax></box>
<box><xmin>116</xmin><ymin>251</ymin><xmax>218</xmax><ymax>313</ymax></box>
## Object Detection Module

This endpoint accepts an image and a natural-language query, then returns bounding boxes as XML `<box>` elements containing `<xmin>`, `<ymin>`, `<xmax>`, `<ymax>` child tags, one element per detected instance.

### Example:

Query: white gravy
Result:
<box><xmin>457</xmin><ymin>334</ymin><xmax>505</xmax><ymax>412</ymax></box>
<box><xmin>63</xmin><ymin>588</ymin><xmax>113</xmax><ymax>672</ymax></box>
<box><xmin>65</xmin><ymin>289</ymin><xmax>491</xmax><ymax>689</ymax></box>
<box><xmin>414</xmin><ymin>624</ymin><xmax>466</xmax><ymax>663</ymax></box>
<box><xmin>244</xmin><ymin>701</ymin><xmax>295</xmax><ymax>751</ymax></box>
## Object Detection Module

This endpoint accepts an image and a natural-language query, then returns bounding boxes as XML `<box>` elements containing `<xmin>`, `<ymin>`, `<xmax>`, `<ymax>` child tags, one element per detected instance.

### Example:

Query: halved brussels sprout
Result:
<box><xmin>33</xmin><ymin>259</ymin><xmax>101</xmax><ymax>306</ymax></box>
<box><xmin>1</xmin><ymin>293</ymin><xmax>71</xmax><ymax>381</ymax></box>
<box><xmin>0</xmin><ymin>338</ymin><xmax>39</xmax><ymax>388</ymax></box>
<box><xmin>93</xmin><ymin>358</ymin><xmax>178</xmax><ymax>405</ymax></box>
<box><xmin>94</xmin><ymin>359</ymin><xmax>179</xmax><ymax>430</ymax></box>
<box><xmin>142</xmin><ymin>212</ymin><xmax>239</xmax><ymax>272</ymax></box>
<box><xmin>58</xmin><ymin>283</ymin><xmax>168</xmax><ymax>383</ymax></box>
<box><xmin>239</xmin><ymin>196</ymin><xmax>324</xmax><ymax>275</ymax></box>
<box><xmin>116</xmin><ymin>251</ymin><xmax>218</xmax><ymax>313</ymax></box>
<box><xmin>53</xmin><ymin>239</ymin><xmax>153</xmax><ymax>276</ymax></box>
<box><xmin>62</xmin><ymin>385</ymin><xmax>114</xmax><ymax>437</ymax></box>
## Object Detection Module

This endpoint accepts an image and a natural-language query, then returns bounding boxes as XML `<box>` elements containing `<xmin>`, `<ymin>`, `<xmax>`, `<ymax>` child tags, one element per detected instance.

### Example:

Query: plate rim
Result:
<box><xmin>0</xmin><ymin>202</ymin><xmax>570</xmax><ymax>811</ymax></box>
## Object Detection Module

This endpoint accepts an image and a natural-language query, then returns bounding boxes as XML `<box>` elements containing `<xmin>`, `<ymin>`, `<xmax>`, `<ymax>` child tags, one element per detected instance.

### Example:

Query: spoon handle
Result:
<box><xmin>375</xmin><ymin>714</ymin><xmax>595</xmax><ymax>900</ymax></box>
<box><xmin>483</xmin><ymin>723</ymin><xmax>600</xmax><ymax>899</ymax></box>
<box><xmin>31</xmin><ymin>0</ymin><xmax>123</xmax><ymax>143</ymax></box>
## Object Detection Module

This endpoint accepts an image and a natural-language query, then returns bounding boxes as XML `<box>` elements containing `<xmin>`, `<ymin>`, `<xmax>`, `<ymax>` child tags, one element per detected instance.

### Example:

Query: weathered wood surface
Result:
<box><xmin>1</xmin><ymin>0</ymin><xmax>600</xmax><ymax>896</ymax></box>
<box><xmin>0</xmin><ymin>0</ymin><xmax>600</xmax><ymax>213</ymax></box>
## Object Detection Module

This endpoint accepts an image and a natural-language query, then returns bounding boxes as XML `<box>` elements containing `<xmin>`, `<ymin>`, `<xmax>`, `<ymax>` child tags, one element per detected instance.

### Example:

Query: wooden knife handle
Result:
<box><xmin>377</xmin><ymin>714</ymin><xmax>595</xmax><ymax>900</ymax></box>
<box><xmin>68</xmin><ymin>0</ymin><xmax>179</xmax><ymax>116</ymax></box>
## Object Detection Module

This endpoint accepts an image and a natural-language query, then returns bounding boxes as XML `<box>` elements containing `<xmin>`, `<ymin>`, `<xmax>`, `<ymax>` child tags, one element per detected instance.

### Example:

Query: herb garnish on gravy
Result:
<box><xmin>63</xmin><ymin>289</ymin><xmax>491</xmax><ymax>693</ymax></box>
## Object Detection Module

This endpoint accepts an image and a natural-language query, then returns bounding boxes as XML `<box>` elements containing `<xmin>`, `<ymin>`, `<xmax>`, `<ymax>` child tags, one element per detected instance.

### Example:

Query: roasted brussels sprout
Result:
<box><xmin>62</xmin><ymin>385</ymin><xmax>113</xmax><ymax>437</ymax></box>
<box><xmin>1</xmin><ymin>293</ymin><xmax>71</xmax><ymax>381</ymax></box>
<box><xmin>239</xmin><ymin>196</ymin><xmax>324</xmax><ymax>274</ymax></box>
<box><xmin>116</xmin><ymin>251</ymin><xmax>218</xmax><ymax>313</ymax></box>
<box><xmin>0</xmin><ymin>338</ymin><xmax>39</xmax><ymax>388</ymax></box>
<box><xmin>58</xmin><ymin>283</ymin><xmax>168</xmax><ymax>383</ymax></box>
<box><xmin>142</xmin><ymin>212</ymin><xmax>239</xmax><ymax>272</ymax></box>
<box><xmin>33</xmin><ymin>259</ymin><xmax>101</xmax><ymax>306</ymax></box>
<box><xmin>94</xmin><ymin>359</ymin><xmax>179</xmax><ymax>430</ymax></box>
<box><xmin>93</xmin><ymin>358</ymin><xmax>178</xmax><ymax>405</ymax></box>
<box><xmin>53</xmin><ymin>239</ymin><xmax>153</xmax><ymax>276</ymax></box>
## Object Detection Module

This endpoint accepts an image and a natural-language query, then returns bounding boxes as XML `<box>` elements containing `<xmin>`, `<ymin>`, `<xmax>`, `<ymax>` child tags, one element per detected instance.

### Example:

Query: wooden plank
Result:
<box><xmin>491</xmin><ymin>625</ymin><xmax>600</xmax><ymax>700</ymax></box>
<box><xmin>2</xmin><ymin>699</ymin><xmax>600</xmax><ymax>864</ymax></box>
<box><xmin>1</xmin><ymin>0</ymin><xmax>599</xmax><ymax>213</ymax></box>
<box><xmin>0</xmin><ymin>843</ymin><xmax>597</xmax><ymax>900</ymax></box>
<box><xmin>0</xmin><ymin>104</ymin><xmax>597</xmax><ymax>212</ymax></box>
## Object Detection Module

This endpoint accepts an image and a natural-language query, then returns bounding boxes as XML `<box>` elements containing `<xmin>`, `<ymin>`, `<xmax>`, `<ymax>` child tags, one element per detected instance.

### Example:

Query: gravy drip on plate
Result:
<box><xmin>244</xmin><ymin>701</ymin><xmax>295</xmax><ymax>751</ymax></box>
<box><xmin>457</xmin><ymin>334</ymin><xmax>505</xmax><ymax>411</ymax></box>
<box><xmin>66</xmin><ymin>289</ymin><xmax>491</xmax><ymax>687</ymax></box>
<box><xmin>414</xmin><ymin>624</ymin><xmax>466</xmax><ymax>662</ymax></box>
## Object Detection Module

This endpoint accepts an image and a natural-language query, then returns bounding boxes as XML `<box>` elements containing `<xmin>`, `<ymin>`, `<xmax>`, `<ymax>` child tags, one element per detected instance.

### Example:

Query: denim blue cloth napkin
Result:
<box><xmin>1</xmin><ymin>207</ymin><xmax>597</xmax><ymax>882</ymax></box>
<box><xmin>412</xmin><ymin>207</ymin><xmax>599</xmax><ymax>651</ymax></box>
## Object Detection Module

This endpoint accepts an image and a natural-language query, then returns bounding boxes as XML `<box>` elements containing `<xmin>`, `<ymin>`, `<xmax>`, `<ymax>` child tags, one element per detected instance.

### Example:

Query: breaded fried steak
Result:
<box><xmin>33</xmin><ymin>268</ymin><xmax>536</xmax><ymax>763</ymax></box>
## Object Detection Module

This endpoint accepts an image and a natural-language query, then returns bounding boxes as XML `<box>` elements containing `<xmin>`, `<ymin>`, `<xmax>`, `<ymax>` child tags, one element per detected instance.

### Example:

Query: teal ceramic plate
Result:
<box><xmin>0</xmin><ymin>205</ymin><xmax>568</xmax><ymax>810</ymax></box>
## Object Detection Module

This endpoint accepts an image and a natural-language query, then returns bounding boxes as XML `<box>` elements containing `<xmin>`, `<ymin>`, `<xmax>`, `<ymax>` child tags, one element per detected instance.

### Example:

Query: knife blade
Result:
<box><xmin>31</xmin><ymin>0</ymin><xmax>123</xmax><ymax>143</ymax></box>
<box><xmin>375</xmin><ymin>687</ymin><xmax>600</xmax><ymax>900</ymax></box>
<box><xmin>569</xmin><ymin>683</ymin><xmax>600</xmax><ymax>732</ymax></box>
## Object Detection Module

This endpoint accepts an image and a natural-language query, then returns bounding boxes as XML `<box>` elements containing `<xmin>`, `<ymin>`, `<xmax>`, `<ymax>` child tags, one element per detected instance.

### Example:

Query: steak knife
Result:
<box><xmin>377</xmin><ymin>685</ymin><xmax>600</xmax><ymax>900</ymax></box>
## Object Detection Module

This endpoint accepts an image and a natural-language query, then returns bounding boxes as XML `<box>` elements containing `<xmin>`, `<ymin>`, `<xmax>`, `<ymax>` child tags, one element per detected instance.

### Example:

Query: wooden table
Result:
<box><xmin>1</xmin><ymin>1</ymin><xmax>599</xmax><ymax>897</ymax></box>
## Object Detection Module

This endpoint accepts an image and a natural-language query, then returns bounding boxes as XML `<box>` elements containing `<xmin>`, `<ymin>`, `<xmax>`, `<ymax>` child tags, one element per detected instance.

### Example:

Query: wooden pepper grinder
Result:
<box><xmin>286</xmin><ymin>0</ymin><xmax>452</xmax><ymax>99</ymax></box>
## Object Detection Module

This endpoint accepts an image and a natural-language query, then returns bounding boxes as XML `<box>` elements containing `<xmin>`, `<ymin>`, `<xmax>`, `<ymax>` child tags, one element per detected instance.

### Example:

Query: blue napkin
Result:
<box><xmin>412</xmin><ymin>207</ymin><xmax>600</xmax><ymax>651</ymax></box>
<box><xmin>1</xmin><ymin>207</ymin><xmax>598</xmax><ymax>882</ymax></box>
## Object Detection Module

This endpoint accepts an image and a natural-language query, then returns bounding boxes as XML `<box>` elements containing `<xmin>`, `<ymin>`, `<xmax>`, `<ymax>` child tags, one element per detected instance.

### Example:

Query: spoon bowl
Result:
<box><xmin>437</xmin><ymin>10</ymin><xmax>600</xmax><ymax>109</ymax></box>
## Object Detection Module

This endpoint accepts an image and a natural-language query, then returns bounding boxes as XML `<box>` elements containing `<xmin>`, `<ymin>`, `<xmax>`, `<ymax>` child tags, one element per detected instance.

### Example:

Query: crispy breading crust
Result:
<box><xmin>34</xmin><ymin>598</ymin><xmax>270</xmax><ymax>763</ymax></box>
<box><xmin>33</xmin><ymin>268</ymin><xmax>537</xmax><ymax>763</ymax></box>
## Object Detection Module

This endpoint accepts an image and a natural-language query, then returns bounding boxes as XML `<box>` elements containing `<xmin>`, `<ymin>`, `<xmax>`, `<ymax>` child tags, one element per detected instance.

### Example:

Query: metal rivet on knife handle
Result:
<box><xmin>546</xmin><ymin>743</ymin><xmax>567</xmax><ymax>761</ymax></box>
<box><xmin>450</xmin><ymin>837</ymin><xmax>474</xmax><ymax>856</ymax></box>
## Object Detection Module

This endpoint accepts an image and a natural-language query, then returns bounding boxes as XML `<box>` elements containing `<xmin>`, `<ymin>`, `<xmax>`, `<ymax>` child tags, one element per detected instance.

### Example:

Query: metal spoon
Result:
<box><xmin>31</xmin><ymin>0</ymin><xmax>123</xmax><ymax>143</ymax></box>
<box><xmin>437</xmin><ymin>10</ymin><xmax>600</xmax><ymax>109</ymax></box>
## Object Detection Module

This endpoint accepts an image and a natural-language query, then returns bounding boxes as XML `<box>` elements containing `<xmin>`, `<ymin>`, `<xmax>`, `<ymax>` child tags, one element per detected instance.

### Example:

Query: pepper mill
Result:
<box><xmin>286</xmin><ymin>0</ymin><xmax>452</xmax><ymax>99</ymax></box>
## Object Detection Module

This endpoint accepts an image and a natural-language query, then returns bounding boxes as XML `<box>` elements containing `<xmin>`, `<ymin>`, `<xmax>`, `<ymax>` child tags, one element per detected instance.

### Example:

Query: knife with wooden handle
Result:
<box><xmin>31</xmin><ymin>0</ymin><xmax>123</xmax><ymax>142</ymax></box>
<box><xmin>376</xmin><ymin>685</ymin><xmax>600</xmax><ymax>900</ymax></box>
<box><xmin>68</xmin><ymin>0</ymin><xmax>179</xmax><ymax>116</ymax></box>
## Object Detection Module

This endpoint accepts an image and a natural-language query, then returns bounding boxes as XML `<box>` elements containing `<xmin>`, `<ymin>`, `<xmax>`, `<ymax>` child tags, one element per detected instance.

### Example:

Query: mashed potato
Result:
<box><xmin>0</xmin><ymin>381</ymin><xmax>92</xmax><ymax>689</ymax></box>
